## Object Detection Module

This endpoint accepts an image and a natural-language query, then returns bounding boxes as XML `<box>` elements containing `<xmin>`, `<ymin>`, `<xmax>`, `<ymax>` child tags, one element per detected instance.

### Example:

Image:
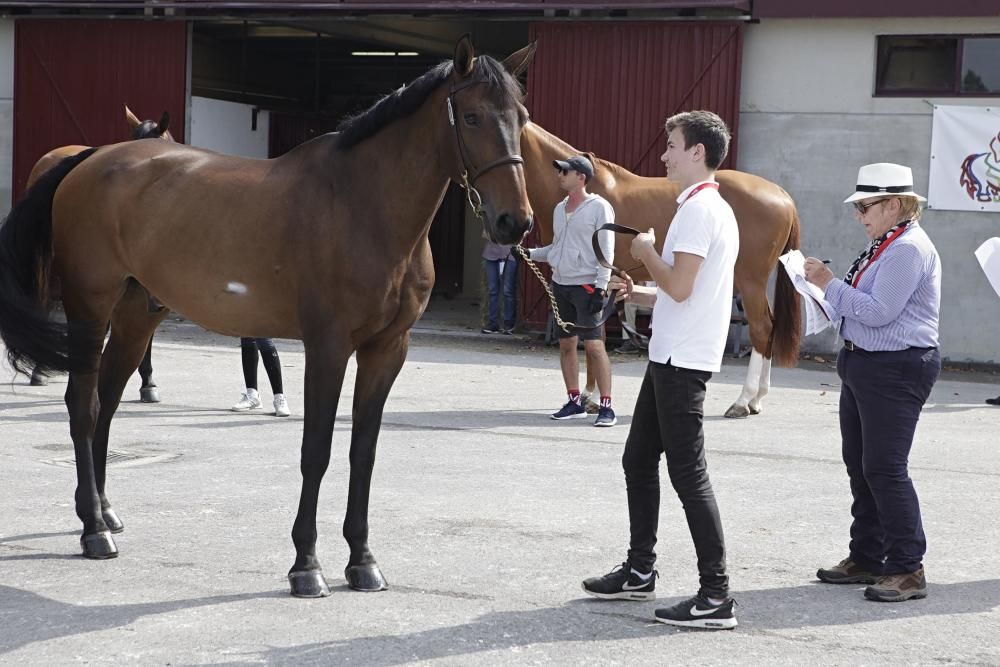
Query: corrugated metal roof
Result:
<box><xmin>1</xmin><ymin>0</ymin><xmax>750</xmax><ymax>10</ymax></box>
<box><xmin>754</xmin><ymin>0</ymin><xmax>997</xmax><ymax>18</ymax></box>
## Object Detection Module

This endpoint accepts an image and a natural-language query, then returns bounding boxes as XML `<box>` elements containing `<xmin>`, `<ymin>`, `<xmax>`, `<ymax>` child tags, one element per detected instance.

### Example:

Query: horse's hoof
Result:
<box><xmin>80</xmin><ymin>531</ymin><xmax>118</xmax><ymax>559</ymax></box>
<box><xmin>288</xmin><ymin>570</ymin><xmax>331</xmax><ymax>598</ymax></box>
<box><xmin>140</xmin><ymin>386</ymin><xmax>161</xmax><ymax>403</ymax></box>
<box><xmin>724</xmin><ymin>404</ymin><xmax>750</xmax><ymax>419</ymax></box>
<box><xmin>748</xmin><ymin>404</ymin><xmax>761</xmax><ymax>415</ymax></box>
<box><xmin>29</xmin><ymin>372</ymin><xmax>48</xmax><ymax>386</ymax></box>
<box><xmin>345</xmin><ymin>563</ymin><xmax>388</xmax><ymax>592</ymax></box>
<box><xmin>102</xmin><ymin>508</ymin><xmax>125</xmax><ymax>534</ymax></box>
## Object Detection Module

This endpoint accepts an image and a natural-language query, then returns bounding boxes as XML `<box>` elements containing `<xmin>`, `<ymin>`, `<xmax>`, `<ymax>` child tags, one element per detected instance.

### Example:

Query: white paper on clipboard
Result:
<box><xmin>778</xmin><ymin>249</ymin><xmax>839</xmax><ymax>335</ymax></box>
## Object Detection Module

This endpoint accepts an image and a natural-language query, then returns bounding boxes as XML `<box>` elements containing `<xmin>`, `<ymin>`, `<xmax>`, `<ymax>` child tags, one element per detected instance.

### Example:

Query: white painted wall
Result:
<box><xmin>737</xmin><ymin>17</ymin><xmax>1000</xmax><ymax>363</ymax></box>
<box><xmin>0</xmin><ymin>19</ymin><xmax>15</xmax><ymax>213</ymax></box>
<box><xmin>189</xmin><ymin>96</ymin><xmax>269</xmax><ymax>158</ymax></box>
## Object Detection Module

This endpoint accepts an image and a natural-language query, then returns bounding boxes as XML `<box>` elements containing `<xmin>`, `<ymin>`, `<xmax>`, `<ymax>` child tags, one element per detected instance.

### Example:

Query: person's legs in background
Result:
<box><xmin>616</xmin><ymin>303</ymin><xmax>641</xmax><ymax>354</ymax></box>
<box><xmin>232</xmin><ymin>337</ymin><xmax>263</xmax><ymax>411</ymax></box>
<box><xmin>483</xmin><ymin>259</ymin><xmax>501</xmax><ymax>334</ymax></box>
<box><xmin>231</xmin><ymin>337</ymin><xmax>290</xmax><ymax>416</ymax></box>
<box><xmin>501</xmin><ymin>255</ymin><xmax>518</xmax><ymax>334</ymax></box>
<box><xmin>255</xmin><ymin>337</ymin><xmax>290</xmax><ymax>417</ymax></box>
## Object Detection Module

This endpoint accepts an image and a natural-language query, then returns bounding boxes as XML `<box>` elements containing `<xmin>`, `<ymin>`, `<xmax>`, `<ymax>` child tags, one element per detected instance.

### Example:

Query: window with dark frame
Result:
<box><xmin>875</xmin><ymin>35</ymin><xmax>1000</xmax><ymax>96</ymax></box>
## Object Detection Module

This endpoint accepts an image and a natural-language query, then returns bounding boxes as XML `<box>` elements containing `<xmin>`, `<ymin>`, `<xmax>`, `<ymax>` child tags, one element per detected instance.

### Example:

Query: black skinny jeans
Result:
<box><xmin>837</xmin><ymin>345</ymin><xmax>940</xmax><ymax>575</ymax></box>
<box><xmin>240</xmin><ymin>337</ymin><xmax>283</xmax><ymax>395</ymax></box>
<box><xmin>623</xmin><ymin>360</ymin><xmax>728</xmax><ymax>598</ymax></box>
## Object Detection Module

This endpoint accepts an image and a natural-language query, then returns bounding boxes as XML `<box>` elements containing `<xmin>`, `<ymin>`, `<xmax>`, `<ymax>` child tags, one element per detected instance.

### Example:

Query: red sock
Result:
<box><xmin>600</xmin><ymin>395</ymin><xmax>612</xmax><ymax>408</ymax></box>
<box><xmin>568</xmin><ymin>389</ymin><xmax>581</xmax><ymax>405</ymax></box>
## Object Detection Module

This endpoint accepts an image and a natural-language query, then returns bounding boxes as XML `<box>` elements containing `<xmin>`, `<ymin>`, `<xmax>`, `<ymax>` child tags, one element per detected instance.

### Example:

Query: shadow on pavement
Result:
<box><xmin>197</xmin><ymin>579</ymin><xmax>1000</xmax><ymax>666</ymax></box>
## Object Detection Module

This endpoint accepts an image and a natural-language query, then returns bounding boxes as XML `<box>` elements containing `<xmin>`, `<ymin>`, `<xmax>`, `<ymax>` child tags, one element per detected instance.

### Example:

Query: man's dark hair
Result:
<box><xmin>664</xmin><ymin>110</ymin><xmax>731</xmax><ymax>170</ymax></box>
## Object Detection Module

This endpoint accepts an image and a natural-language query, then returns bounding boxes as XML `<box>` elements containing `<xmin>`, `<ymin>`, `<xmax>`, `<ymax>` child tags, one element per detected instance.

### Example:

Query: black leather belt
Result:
<box><xmin>844</xmin><ymin>340</ymin><xmax>864</xmax><ymax>352</ymax></box>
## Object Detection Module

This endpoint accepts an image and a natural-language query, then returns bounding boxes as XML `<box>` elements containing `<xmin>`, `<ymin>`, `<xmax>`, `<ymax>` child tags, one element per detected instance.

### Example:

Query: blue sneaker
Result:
<box><xmin>595</xmin><ymin>406</ymin><xmax>617</xmax><ymax>427</ymax></box>
<box><xmin>551</xmin><ymin>400</ymin><xmax>587</xmax><ymax>420</ymax></box>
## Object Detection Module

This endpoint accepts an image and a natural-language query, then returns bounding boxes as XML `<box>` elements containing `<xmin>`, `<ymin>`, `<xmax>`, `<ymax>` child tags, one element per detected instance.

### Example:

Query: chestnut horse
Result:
<box><xmin>0</xmin><ymin>37</ymin><xmax>535</xmax><ymax>597</ymax></box>
<box><xmin>26</xmin><ymin>106</ymin><xmax>173</xmax><ymax>402</ymax></box>
<box><xmin>520</xmin><ymin>122</ymin><xmax>801</xmax><ymax>418</ymax></box>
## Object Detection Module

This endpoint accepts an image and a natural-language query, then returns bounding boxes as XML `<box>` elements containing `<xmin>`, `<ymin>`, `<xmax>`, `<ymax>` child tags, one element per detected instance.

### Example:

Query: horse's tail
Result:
<box><xmin>771</xmin><ymin>205</ymin><xmax>802</xmax><ymax>368</ymax></box>
<box><xmin>0</xmin><ymin>147</ymin><xmax>99</xmax><ymax>376</ymax></box>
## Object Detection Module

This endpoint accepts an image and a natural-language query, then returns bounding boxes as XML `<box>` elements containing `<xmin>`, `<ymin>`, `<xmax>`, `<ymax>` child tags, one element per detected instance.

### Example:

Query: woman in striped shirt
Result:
<box><xmin>803</xmin><ymin>163</ymin><xmax>941</xmax><ymax>604</ymax></box>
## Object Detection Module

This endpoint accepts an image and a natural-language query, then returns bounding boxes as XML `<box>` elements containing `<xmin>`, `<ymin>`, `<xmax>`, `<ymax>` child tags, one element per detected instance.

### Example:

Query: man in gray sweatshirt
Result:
<box><xmin>529</xmin><ymin>155</ymin><xmax>617</xmax><ymax>427</ymax></box>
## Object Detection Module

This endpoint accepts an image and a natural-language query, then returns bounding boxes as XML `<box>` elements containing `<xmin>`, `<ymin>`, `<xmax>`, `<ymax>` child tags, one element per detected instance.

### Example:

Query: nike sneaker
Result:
<box><xmin>582</xmin><ymin>562</ymin><xmax>657</xmax><ymax>601</ymax></box>
<box><xmin>654</xmin><ymin>594</ymin><xmax>737</xmax><ymax>629</ymax></box>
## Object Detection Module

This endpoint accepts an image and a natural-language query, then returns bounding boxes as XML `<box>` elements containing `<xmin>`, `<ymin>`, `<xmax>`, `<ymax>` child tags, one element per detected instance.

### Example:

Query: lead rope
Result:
<box><xmin>513</xmin><ymin>244</ymin><xmax>576</xmax><ymax>333</ymax></box>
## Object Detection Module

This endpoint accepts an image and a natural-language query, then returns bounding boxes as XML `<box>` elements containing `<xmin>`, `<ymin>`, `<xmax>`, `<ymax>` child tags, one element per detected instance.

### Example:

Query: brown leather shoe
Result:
<box><xmin>864</xmin><ymin>568</ymin><xmax>927</xmax><ymax>602</ymax></box>
<box><xmin>816</xmin><ymin>557</ymin><xmax>878</xmax><ymax>584</ymax></box>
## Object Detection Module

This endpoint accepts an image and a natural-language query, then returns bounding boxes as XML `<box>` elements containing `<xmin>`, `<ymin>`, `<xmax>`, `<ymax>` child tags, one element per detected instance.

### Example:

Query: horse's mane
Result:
<box><xmin>335</xmin><ymin>55</ymin><xmax>523</xmax><ymax>150</ymax></box>
<box><xmin>593</xmin><ymin>155</ymin><xmax>637</xmax><ymax>180</ymax></box>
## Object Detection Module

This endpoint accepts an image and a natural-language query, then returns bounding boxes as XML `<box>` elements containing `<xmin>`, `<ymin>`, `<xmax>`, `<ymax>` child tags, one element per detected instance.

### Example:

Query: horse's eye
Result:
<box><xmin>463</xmin><ymin>113</ymin><xmax>480</xmax><ymax>127</ymax></box>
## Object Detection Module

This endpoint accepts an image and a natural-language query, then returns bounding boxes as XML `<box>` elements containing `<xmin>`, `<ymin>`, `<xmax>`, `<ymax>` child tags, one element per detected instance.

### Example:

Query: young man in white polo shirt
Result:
<box><xmin>581</xmin><ymin>110</ymin><xmax>740</xmax><ymax>629</ymax></box>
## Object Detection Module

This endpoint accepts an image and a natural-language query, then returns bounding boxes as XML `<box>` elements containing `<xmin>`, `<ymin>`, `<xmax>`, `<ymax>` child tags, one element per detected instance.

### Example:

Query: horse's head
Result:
<box><xmin>445</xmin><ymin>37</ymin><xmax>536</xmax><ymax>246</ymax></box>
<box><xmin>125</xmin><ymin>106</ymin><xmax>175</xmax><ymax>141</ymax></box>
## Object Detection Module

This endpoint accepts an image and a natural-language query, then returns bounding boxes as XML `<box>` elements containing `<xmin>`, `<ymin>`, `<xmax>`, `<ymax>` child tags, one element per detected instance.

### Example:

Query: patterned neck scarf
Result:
<box><xmin>843</xmin><ymin>219</ymin><xmax>914</xmax><ymax>287</ymax></box>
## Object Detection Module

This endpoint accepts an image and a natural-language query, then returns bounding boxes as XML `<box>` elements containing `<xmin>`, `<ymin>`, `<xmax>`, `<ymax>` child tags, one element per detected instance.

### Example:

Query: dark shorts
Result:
<box><xmin>552</xmin><ymin>282</ymin><xmax>603</xmax><ymax>341</ymax></box>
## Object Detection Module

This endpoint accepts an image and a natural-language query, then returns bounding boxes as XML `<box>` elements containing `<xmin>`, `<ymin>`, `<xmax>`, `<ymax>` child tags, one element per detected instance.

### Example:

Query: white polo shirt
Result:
<box><xmin>648</xmin><ymin>180</ymin><xmax>739</xmax><ymax>372</ymax></box>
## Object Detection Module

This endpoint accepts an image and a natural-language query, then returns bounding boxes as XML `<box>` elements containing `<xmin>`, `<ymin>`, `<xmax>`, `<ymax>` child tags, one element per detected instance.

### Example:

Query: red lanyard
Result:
<box><xmin>851</xmin><ymin>223</ymin><xmax>910</xmax><ymax>287</ymax></box>
<box><xmin>679</xmin><ymin>181</ymin><xmax>720</xmax><ymax>208</ymax></box>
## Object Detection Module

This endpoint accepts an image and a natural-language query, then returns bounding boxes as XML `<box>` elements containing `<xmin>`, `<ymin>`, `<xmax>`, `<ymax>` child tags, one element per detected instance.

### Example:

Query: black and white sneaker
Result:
<box><xmin>582</xmin><ymin>562</ymin><xmax>657</xmax><ymax>601</ymax></box>
<box><xmin>654</xmin><ymin>594</ymin><xmax>737</xmax><ymax>630</ymax></box>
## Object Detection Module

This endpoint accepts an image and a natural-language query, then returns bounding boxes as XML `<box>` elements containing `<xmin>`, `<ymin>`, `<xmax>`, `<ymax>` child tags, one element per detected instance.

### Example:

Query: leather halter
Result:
<box><xmin>447</xmin><ymin>77</ymin><xmax>524</xmax><ymax>219</ymax></box>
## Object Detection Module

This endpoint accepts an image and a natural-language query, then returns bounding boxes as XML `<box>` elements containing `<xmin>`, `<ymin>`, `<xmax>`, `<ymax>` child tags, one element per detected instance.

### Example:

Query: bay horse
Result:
<box><xmin>520</xmin><ymin>122</ymin><xmax>801</xmax><ymax>418</ymax></box>
<box><xmin>0</xmin><ymin>37</ymin><xmax>535</xmax><ymax>597</ymax></box>
<box><xmin>26</xmin><ymin>105</ymin><xmax>173</xmax><ymax>404</ymax></box>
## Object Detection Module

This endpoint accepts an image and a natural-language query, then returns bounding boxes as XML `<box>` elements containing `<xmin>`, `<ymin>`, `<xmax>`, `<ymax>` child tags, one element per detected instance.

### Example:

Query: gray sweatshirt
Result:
<box><xmin>529</xmin><ymin>194</ymin><xmax>615</xmax><ymax>289</ymax></box>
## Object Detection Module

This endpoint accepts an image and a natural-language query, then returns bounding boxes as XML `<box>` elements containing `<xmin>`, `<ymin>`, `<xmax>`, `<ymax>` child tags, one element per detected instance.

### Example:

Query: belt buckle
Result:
<box><xmin>844</xmin><ymin>340</ymin><xmax>856</xmax><ymax>351</ymax></box>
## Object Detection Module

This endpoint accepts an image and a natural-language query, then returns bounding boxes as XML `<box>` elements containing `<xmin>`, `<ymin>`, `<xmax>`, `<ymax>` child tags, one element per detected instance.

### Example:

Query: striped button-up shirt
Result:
<box><xmin>823</xmin><ymin>222</ymin><xmax>940</xmax><ymax>351</ymax></box>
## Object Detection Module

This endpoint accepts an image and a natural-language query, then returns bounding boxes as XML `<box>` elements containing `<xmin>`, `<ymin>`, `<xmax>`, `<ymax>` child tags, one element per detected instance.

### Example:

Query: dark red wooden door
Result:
<box><xmin>13</xmin><ymin>19</ymin><xmax>187</xmax><ymax>201</ymax></box>
<box><xmin>520</xmin><ymin>21</ymin><xmax>744</xmax><ymax>330</ymax></box>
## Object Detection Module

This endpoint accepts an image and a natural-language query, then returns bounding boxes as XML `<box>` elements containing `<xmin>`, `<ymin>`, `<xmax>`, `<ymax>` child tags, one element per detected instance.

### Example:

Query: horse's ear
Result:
<box><xmin>453</xmin><ymin>35</ymin><xmax>475</xmax><ymax>78</ymax></box>
<box><xmin>157</xmin><ymin>111</ymin><xmax>170</xmax><ymax>136</ymax></box>
<box><xmin>124</xmin><ymin>105</ymin><xmax>141</xmax><ymax>131</ymax></box>
<box><xmin>503</xmin><ymin>41</ymin><xmax>537</xmax><ymax>78</ymax></box>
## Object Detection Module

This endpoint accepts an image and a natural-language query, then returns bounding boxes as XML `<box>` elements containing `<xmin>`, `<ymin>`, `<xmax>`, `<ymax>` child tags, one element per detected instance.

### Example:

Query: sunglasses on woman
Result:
<box><xmin>853</xmin><ymin>200</ymin><xmax>884</xmax><ymax>215</ymax></box>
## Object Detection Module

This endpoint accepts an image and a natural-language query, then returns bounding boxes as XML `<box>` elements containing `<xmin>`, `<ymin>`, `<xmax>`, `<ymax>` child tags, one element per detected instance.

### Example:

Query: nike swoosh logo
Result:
<box><xmin>690</xmin><ymin>605</ymin><xmax>720</xmax><ymax>617</ymax></box>
<box><xmin>621</xmin><ymin>580</ymin><xmax>651</xmax><ymax>591</ymax></box>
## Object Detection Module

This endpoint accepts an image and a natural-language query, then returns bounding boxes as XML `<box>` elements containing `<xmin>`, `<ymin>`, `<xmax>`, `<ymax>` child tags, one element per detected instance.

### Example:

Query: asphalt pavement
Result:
<box><xmin>1</xmin><ymin>303</ymin><xmax>999</xmax><ymax>665</ymax></box>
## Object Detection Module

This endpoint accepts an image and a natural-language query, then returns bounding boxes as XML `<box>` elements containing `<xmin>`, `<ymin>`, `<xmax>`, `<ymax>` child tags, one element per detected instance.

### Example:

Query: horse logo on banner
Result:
<box><xmin>959</xmin><ymin>130</ymin><xmax>1000</xmax><ymax>204</ymax></box>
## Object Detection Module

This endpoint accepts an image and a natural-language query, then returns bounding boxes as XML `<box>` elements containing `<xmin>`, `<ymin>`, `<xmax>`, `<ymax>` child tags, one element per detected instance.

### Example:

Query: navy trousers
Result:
<box><xmin>837</xmin><ymin>345</ymin><xmax>940</xmax><ymax>575</ymax></box>
<box><xmin>622</xmin><ymin>361</ymin><xmax>728</xmax><ymax>598</ymax></box>
<box><xmin>484</xmin><ymin>256</ymin><xmax>518</xmax><ymax>330</ymax></box>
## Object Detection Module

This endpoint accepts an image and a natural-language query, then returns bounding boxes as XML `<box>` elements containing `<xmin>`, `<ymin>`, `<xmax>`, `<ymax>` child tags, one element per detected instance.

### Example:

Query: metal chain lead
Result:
<box><xmin>513</xmin><ymin>244</ymin><xmax>575</xmax><ymax>333</ymax></box>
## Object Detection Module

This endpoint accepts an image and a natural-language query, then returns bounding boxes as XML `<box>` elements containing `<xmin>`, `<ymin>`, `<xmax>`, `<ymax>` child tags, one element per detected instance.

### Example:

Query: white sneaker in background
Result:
<box><xmin>273</xmin><ymin>394</ymin><xmax>290</xmax><ymax>417</ymax></box>
<box><xmin>231</xmin><ymin>390</ymin><xmax>261</xmax><ymax>412</ymax></box>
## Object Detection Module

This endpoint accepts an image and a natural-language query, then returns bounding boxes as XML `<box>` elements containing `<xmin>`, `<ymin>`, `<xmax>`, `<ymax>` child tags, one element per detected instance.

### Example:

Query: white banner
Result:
<box><xmin>928</xmin><ymin>105</ymin><xmax>1000</xmax><ymax>212</ymax></box>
